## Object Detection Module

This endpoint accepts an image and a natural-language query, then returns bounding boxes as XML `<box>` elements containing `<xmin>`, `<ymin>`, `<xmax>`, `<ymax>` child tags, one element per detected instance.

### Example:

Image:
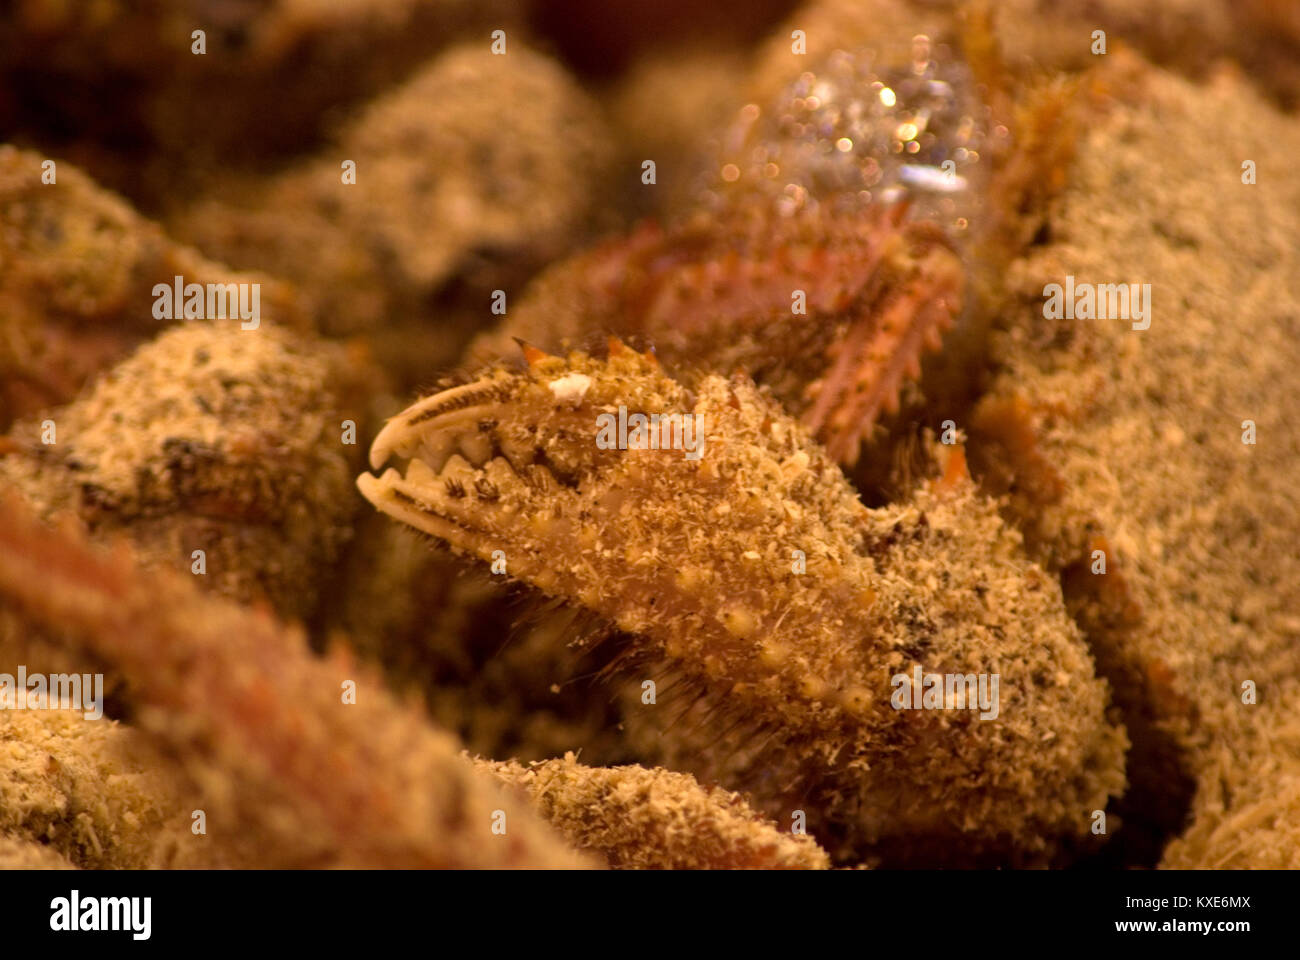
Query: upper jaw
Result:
<box><xmin>366</xmin><ymin>373</ymin><xmax>521</xmax><ymax>472</ymax></box>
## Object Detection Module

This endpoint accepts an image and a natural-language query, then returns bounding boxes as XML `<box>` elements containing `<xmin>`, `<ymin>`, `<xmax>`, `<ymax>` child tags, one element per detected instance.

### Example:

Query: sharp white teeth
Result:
<box><xmin>417</xmin><ymin>433</ymin><xmax>458</xmax><ymax>474</ymax></box>
<box><xmin>356</xmin><ymin>467</ymin><xmax>406</xmax><ymax>507</ymax></box>
<box><xmin>405</xmin><ymin>457</ymin><xmax>437</xmax><ymax>487</ymax></box>
<box><xmin>440</xmin><ymin>454</ymin><xmax>477</xmax><ymax>482</ymax></box>
<box><xmin>356</xmin><ymin>469</ymin><xmax>474</xmax><ymax>545</ymax></box>
<box><xmin>370</xmin><ymin>410</ymin><xmax>481</xmax><ymax>472</ymax></box>
<box><xmin>457</xmin><ymin>431</ymin><xmax>494</xmax><ymax>467</ymax></box>
<box><xmin>356</xmin><ymin>471</ymin><xmax>385</xmax><ymax>505</ymax></box>
<box><xmin>369</xmin><ymin>416</ymin><xmax>412</xmax><ymax>471</ymax></box>
<box><xmin>366</xmin><ymin>375</ymin><xmax>510</xmax><ymax>470</ymax></box>
<box><xmin>432</xmin><ymin>455</ymin><xmax>476</xmax><ymax>502</ymax></box>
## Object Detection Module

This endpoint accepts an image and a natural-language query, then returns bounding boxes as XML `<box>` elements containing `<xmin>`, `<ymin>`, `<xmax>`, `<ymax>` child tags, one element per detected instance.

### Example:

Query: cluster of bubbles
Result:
<box><xmin>700</xmin><ymin>36</ymin><xmax>996</xmax><ymax>236</ymax></box>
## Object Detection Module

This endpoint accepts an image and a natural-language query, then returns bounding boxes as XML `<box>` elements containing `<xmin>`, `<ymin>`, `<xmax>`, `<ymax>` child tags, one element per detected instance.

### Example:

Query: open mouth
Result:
<box><xmin>363</xmin><ymin>380</ymin><xmax>527</xmax><ymax>539</ymax></box>
<box><xmin>357</xmin><ymin>370</ymin><xmax>600</xmax><ymax>553</ymax></box>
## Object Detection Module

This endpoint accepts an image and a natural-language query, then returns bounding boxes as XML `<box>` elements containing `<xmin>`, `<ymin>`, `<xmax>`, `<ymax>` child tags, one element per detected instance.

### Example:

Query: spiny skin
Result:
<box><xmin>359</xmin><ymin>348</ymin><xmax>1127</xmax><ymax>864</ymax></box>
<box><xmin>479</xmin><ymin>753</ymin><xmax>830</xmax><ymax>870</ymax></box>
<box><xmin>471</xmin><ymin>204</ymin><xmax>961</xmax><ymax>465</ymax></box>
